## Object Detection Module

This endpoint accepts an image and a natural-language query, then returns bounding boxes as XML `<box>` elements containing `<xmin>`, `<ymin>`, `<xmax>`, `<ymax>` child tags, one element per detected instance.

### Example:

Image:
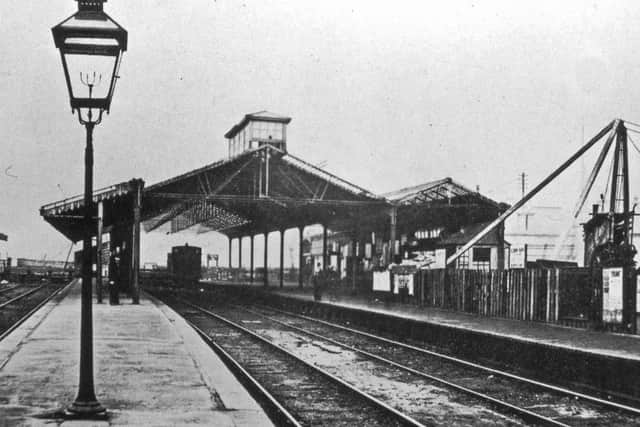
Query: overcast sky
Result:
<box><xmin>3</xmin><ymin>0</ymin><xmax>640</xmax><ymax>265</ymax></box>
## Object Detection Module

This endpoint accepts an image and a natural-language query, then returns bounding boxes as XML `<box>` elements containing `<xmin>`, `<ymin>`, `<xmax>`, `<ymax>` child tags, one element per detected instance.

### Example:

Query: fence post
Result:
<box><xmin>546</xmin><ymin>269</ymin><xmax>551</xmax><ymax>322</ymax></box>
<box><xmin>553</xmin><ymin>268</ymin><xmax>560</xmax><ymax>322</ymax></box>
<box><xmin>530</xmin><ymin>270</ymin><xmax>535</xmax><ymax>320</ymax></box>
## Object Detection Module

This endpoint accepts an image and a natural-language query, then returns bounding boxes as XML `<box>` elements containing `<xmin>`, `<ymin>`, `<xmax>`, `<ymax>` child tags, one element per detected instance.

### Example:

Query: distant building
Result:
<box><xmin>504</xmin><ymin>206</ymin><xmax>582</xmax><ymax>266</ymax></box>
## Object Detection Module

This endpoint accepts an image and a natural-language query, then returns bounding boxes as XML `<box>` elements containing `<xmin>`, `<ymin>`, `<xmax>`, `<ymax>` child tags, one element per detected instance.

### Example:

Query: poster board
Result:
<box><xmin>372</xmin><ymin>270</ymin><xmax>391</xmax><ymax>292</ymax></box>
<box><xmin>393</xmin><ymin>273</ymin><xmax>414</xmax><ymax>295</ymax></box>
<box><xmin>433</xmin><ymin>249</ymin><xmax>446</xmax><ymax>269</ymax></box>
<box><xmin>510</xmin><ymin>244</ymin><xmax>527</xmax><ymax>269</ymax></box>
<box><xmin>636</xmin><ymin>274</ymin><xmax>640</xmax><ymax>313</ymax></box>
<box><xmin>602</xmin><ymin>267</ymin><xmax>623</xmax><ymax>323</ymax></box>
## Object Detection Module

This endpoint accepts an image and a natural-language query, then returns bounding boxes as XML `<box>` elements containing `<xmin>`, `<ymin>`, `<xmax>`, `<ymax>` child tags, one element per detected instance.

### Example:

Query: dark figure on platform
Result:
<box><xmin>109</xmin><ymin>248</ymin><xmax>121</xmax><ymax>305</ymax></box>
<box><xmin>312</xmin><ymin>264</ymin><xmax>325</xmax><ymax>301</ymax></box>
<box><xmin>303</xmin><ymin>260</ymin><xmax>313</xmax><ymax>288</ymax></box>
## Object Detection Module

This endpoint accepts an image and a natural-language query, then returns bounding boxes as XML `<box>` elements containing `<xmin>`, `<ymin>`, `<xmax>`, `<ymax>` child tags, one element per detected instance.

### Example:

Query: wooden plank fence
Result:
<box><xmin>415</xmin><ymin>268</ymin><xmax>597</xmax><ymax>324</ymax></box>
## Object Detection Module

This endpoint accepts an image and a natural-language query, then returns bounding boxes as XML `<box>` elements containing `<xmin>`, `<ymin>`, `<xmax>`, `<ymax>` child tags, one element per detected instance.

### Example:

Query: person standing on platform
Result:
<box><xmin>313</xmin><ymin>263</ymin><xmax>324</xmax><ymax>301</ymax></box>
<box><xmin>109</xmin><ymin>247</ymin><xmax>121</xmax><ymax>305</ymax></box>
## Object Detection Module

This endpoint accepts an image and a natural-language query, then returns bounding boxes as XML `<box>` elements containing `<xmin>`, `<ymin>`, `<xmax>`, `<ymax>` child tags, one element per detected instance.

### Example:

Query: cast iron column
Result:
<box><xmin>298</xmin><ymin>226</ymin><xmax>304</xmax><ymax>288</ymax></box>
<box><xmin>351</xmin><ymin>237</ymin><xmax>358</xmax><ymax>291</ymax></box>
<box><xmin>322</xmin><ymin>224</ymin><xmax>328</xmax><ymax>271</ymax></box>
<box><xmin>250</xmin><ymin>235</ymin><xmax>254</xmax><ymax>283</ymax></box>
<box><xmin>279</xmin><ymin>229</ymin><xmax>285</xmax><ymax>288</ymax></box>
<box><xmin>238</xmin><ymin>237</ymin><xmax>243</xmax><ymax>283</ymax></box>
<box><xmin>263</xmin><ymin>232</ymin><xmax>269</xmax><ymax>287</ymax></box>
<box><xmin>131</xmin><ymin>180</ymin><xmax>142</xmax><ymax>304</ymax></box>
<box><xmin>96</xmin><ymin>201</ymin><xmax>103</xmax><ymax>303</ymax></box>
<box><xmin>69</xmin><ymin>122</ymin><xmax>104</xmax><ymax>414</ymax></box>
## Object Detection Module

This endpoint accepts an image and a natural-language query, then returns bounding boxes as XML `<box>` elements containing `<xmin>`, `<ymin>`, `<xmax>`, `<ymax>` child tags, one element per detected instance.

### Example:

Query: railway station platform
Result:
<box><xmin>271</xmin><ymin>286</ymin><xmax>640</xmax><ymax>361</ymax></box>
<box><xmin>0</xmin><ymin>280</ymin><xmax>273</xmax><ymax>426</ymax></box>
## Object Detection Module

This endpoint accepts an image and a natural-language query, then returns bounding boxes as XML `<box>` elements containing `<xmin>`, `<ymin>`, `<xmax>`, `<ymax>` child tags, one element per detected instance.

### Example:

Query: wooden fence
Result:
<box><xmin>414</xmin><ymin>268</ymin><xmax>598</xmax><ymax>324</ymax></box>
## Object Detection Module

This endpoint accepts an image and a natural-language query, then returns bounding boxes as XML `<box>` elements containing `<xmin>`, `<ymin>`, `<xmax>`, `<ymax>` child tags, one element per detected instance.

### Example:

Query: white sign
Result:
<box><xmin>603</xmin><ymin>267</ymin><xmax>623</xmax><ymax>323</ymax></box>
<box><xmin>393</xmin><ymin>273</ymin><xmax>414</xmax><ymax>295</ymax></box>
<box><xmin>636</xmin><ymin>274</ymin><xmax>640</xmax><ymax>313</ymax></box>
<box><xmin>434</xmin><ymin>249</ymin><xmax>446</xmax><ymax>269</ymax></box>
<box><xmin>372</xmin><ymin>270</ymin><xmax>391</xmax><ymax>292</ymax></box>
<box><xmin>365</xmin><ymin>243</ymin><xmax>372</xmax><ymax>259</ymax></box>
<box><xmin>510</xmin><ymin>244</ymin><xmax>527</xmax><ymax>269</ymax></box>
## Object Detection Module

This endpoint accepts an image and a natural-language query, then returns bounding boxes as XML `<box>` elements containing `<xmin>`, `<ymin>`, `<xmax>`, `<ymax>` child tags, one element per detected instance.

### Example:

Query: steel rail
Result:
<box><xmin>176</xmin><ymin>297</ymin><xmax>426</xmax><ymax>427</ymax></box>
<box><xmin>0</xmin><ymin>284</ymin><xmax>52</xmax><ymax>309</ymax></box>
<box><xmin>0</xmin><ymin>281</ymin><xmax>70</xmax><ymax>342</ymax></box>
<box><xmin>236</xmin><ymin>305</ymin><xmax>567</xmax><ymax>427</ymax></box>
<box><xmin>0</xmin><ymin>285</ymin><xmax>20</xmax><ymax>295</ymax></box>
<box><xmin>253</xmin><ymin>304</ymin><xmax>640</xmax><ymax>419</ymax></box>
<box><xmin>186</xmin><ymin>320</ymin><xmax>302</xmax><ymax>427</ymax></box>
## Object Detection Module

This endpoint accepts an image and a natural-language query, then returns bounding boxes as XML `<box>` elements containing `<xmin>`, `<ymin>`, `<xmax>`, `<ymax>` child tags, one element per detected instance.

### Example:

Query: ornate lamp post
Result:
<box><xmin>52</xmin><ymin>0</ymin><xmax>127</xmax><ymax>416</ymax></box>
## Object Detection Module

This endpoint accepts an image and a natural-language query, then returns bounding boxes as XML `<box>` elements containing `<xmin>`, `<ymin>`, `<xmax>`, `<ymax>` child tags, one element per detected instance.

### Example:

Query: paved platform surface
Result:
<box><xmin>0</xmin><ymin>280</ymin><xmax>273</xmax><ymax>426</ymax></box>
<box><xmin>268</xmin><ymin>286</ymin><xmax>640</xmax><ymax>361</ymax></box>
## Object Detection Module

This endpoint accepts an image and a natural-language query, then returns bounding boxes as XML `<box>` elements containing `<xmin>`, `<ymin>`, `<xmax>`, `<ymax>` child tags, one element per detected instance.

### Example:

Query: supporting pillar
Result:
<box><xmin>238</xmin><ymin>236</ymin><xmax>243</xmax><ymax>282</ymax></box>
<box><xmin>131</xmin><ymin>180</ymin><xmax>142</xmax><ymax>304</ymax></box>
<box><xmin>96</xmin><ymin>201</ymin><xmax>103</xmax><ymax>304</ymax></box>
<box><xmin>496</xmin><ymin>222</ymin><xmax>505</xmax><ymax>271</ymax></box>
<box><xmin>389</xmin><ymin>206</ymin><xmax>397</xmax><ymax>264</ymax></box>
<box><xmin>351</xmin><ymin>236</ymin><xmax>358</xmax><ymax>291</ymax></box>
<box><xmin>279</xmin><ymin>229</ymin><xmax>285</xmax><ymax>288</ymax></box>
<box><xmin>298</xmin><ymin>226</ymin><xmax>304</xmax><ymax>288</ymax></box>
<box><xmin>108</xmin><ymin>228</ymin><xmax>120</xmax><ymax>305</ymax></box>
<box><xmin>250</xmin><ymin>235</ymin><xmax>254</xmax><ymax>283</ymax></box>
<box><xmin>228</xmin><ymin>237</ymin><xmax>232</xmax><ymax>269</ymax></box>
<box><xmin>263</xmin><ymin>231</ymin><xmax>269</xmax><ymax>287</ymax></box>
<box><xmin>121</xmin><ymin>226</ymin><xmax>132</xmax><ymax>294</ymax></box>
<box><xmin>322</xmin><ymin>224</ymin><xmax>328</xmax><ymax>271</ymax></box>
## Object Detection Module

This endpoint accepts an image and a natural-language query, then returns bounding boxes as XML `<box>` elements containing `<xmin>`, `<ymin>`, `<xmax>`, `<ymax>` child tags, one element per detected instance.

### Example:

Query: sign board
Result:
<box><xmin>394</xmin><ymin>273</ymin><xmax>414</xmax><ymax>295</ymax></box>
<box><xmin>636</xmin><ymin>274</ymin><xmax>640</xmax><ymax>313</ymax></box>
<box><xmin>365</xmin><ymin>243</ymin><xmax>372</xmax><ymax>259</ymax></box>
<box><xmin>510</xmin><ymin>244</ymin><xmax>527</xmax><ymax>269</ymax></box>
<box><xmin>372</xmin><ymin>270</ymin><xmax>391</xmax><ymax>292</ymax></box>
<box><xmin>602</xmin><ymin>267</ymin><xmax>623</xmax><ymax>323</ymax></box>
<box><xmin>434</xmin><ymin>249</ymin><xmax>446</xmax><ymax>269</ymax></box>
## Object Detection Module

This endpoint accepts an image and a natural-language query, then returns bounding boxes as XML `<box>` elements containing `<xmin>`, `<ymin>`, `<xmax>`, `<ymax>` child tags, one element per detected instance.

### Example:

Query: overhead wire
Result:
<box><xmin>623</xmin><ymin>119</ymin><xmax>640</xmax><ymax>129</ymax></box>
<box><xmin>627</xmin><ymin>133</ymin><xmax>640</xmax><ymax>156</ymax></box>
<box><xmin>601</xmin><ymin>148</ymin><xmax>615</xmax><ymax>208</ymax></box>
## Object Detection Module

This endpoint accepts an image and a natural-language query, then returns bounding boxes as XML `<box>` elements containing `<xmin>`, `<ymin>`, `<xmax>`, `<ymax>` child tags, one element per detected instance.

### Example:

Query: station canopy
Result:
<box><xmin>383</xmin><ymin>177</ymin><xmax>506</xmax><ymax>231</ymax></box>
<box><xmin>141</xmin><ymin>145</ymin><xmax>388</xmax><ymax>238</ymax></box>
<box><xmin>40</xmin><ymin>151</ymin><xmax>504</xmax><ymax>243</ymax></box>
<box><xmin>40</xmin><ymin>180</ymin><xmax>142</xmax><ymax>242</ymax></box>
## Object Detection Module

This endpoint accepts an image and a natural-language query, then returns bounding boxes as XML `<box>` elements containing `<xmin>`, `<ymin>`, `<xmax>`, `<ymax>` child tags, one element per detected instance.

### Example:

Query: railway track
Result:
<box><xmin>0</xmin><ymin>281</ymin><xmax>67</xmax><ymax>339</ymax></box>
<box><xmin>236</xmin><ymin>302</ymin><xmax>640</xmax><ymax>427</ymax></box>
<box><xmin>156</xmin><ymin>291</ymin><xmax>559</xmax><ymax>427</ymax></box>
<box><xmin>161</xmin><ymin>295</ymin><xmax>422</xmax><ymax>427</ymax></box>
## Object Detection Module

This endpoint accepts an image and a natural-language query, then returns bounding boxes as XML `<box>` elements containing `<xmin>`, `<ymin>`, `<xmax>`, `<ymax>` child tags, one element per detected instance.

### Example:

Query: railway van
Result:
<box><xmin>167</xmin><ymin>244</ymin><xmax>202</xmax><ymax>287</ymax></box>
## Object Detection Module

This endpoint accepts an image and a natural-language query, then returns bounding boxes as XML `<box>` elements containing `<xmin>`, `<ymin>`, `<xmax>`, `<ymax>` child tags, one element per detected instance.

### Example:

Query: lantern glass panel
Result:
<box><xmin>63</xmin><ymin>52</ymin><xmax>117</xmax><ymax>101</ymax></box>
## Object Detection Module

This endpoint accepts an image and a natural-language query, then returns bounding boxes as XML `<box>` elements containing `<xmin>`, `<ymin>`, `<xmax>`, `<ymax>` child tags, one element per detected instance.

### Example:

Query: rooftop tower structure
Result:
<box><xmin>224</xmin><ymin>111</ymin><xmax>292</xmax><ymax>158</ymax></box>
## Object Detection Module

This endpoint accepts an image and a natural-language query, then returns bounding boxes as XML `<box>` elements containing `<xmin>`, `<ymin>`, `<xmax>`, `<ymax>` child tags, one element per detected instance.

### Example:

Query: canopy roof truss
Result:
<box><xmin>142</xmin><ymin>145</ymin><xmax>387</xmax><ymax>237</ymax></box>
<box><xmin>383</xmin><ymin>177</ymin><xmax>501</xmax><ymax>208</ymax></box>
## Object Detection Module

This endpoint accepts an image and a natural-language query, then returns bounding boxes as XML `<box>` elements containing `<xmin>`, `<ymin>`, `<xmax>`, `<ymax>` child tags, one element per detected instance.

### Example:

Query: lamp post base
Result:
<box><xmin>67</xmin><ymin>400</ymin><xmax>106</xmax><ymax>416</ymax></box>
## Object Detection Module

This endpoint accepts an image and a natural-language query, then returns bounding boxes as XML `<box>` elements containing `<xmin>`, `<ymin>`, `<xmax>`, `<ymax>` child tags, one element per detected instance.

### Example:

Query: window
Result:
<box><xmin>252</xmin><ymin>121</ymin><xmax>283</xmax><ymax>140</ymax></box>
<box><xmin>414</xmin><ymin>227</ymin><xmax>443</xmax><ymax>240</ymax></box>
<box><xmin>457</xmin><ymin>248</ymin><xmax>469</xmax><ymax>269</ymax></box>
<box><xmin>472</xmin><ymin>247</ymin><xmax>491</xmax><ymax>262</ymax></box>
<box><xmin>472</xmin><ymin>247</ymin><xmax>491</xmax><ymax>270</ymax></box>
